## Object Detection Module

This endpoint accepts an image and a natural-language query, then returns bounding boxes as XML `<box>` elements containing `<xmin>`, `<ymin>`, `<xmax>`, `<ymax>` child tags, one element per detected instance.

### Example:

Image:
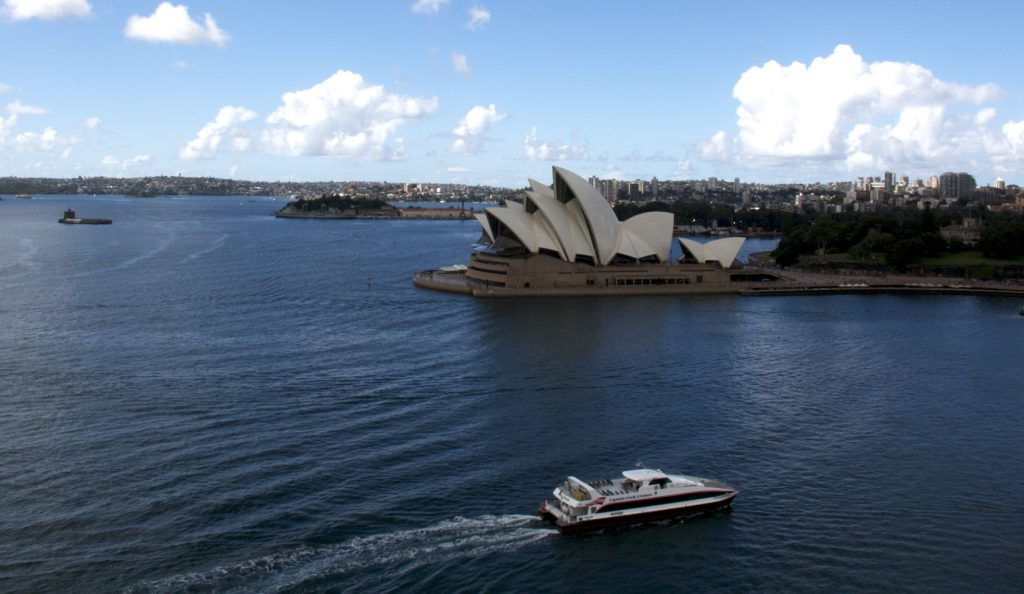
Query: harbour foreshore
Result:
<box><xmin>413</xmin><ymin>267</ymin><xmax>1024</xmax><ymax>298</ymax></box>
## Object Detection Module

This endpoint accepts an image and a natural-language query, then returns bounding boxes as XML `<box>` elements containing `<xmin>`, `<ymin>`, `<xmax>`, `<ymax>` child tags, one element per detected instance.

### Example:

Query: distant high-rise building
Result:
<box><xmin>588</xmin><ymin>175</ymin><xmax>599</xmax><ymax>188</ymax></box>
<box><xmin>733</xmin><ymin>177</ymin><xmax>740</xmax><ymax>194</ymax></box>
<box><xmin>938</xmin><ymin>172</ymin><xmax>976</xmax><ymax>199</ymax></box>
<box><xmin>708</xmin><ymin>176</ymin><xmax>718</xmax><ymax>189</ymax></box>
<box><xmin>939</xmin><ymin>172</ymin><xmax>958</xmax><ymax>198</ymax></box>
<box><xmin>928</xmin><ymin>175</ymin><xmax>940</xmax><ymax>189</ymax></box>
<box><xmin>601</xmin><ymin>179</ymin><xmax>618</xmax><ymax>205</ymax></box>
<box><xmin>650</xmin><ymin>177</ymin><xmax>659</xmax><ymax>197</ymax></box>
<box><xmin>900</xmin><ymin>175</ymin><xmax>909</xmax><ymax>186</ymax></box>
<box><xmin>957</xmin><ymin>172</ymin><xmax>976</xmax><ymax>198</ymax></box>
<box><xmin>994</xmin><ymin>177</ymin><xmax>1006</xmax><ymax>190</ymax></box>
<box><xmin>883</xmin><ymin>171</ymin><xmax>894</xmax><ymax>191</ymax></box>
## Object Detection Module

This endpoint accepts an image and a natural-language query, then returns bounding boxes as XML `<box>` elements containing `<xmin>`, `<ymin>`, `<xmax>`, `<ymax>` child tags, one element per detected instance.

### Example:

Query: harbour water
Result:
<box><xmin>1</xmin><ymin>196</ymin><xmax>1022</xmax><ymax>592</ymax></box>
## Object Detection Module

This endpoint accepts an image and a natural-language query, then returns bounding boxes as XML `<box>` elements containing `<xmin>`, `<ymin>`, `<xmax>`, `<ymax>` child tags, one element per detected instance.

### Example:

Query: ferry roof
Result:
<box><xmin>622</xmin><ymin>469</ymin><xmax>668</xmax><ymax>481</ymax></box>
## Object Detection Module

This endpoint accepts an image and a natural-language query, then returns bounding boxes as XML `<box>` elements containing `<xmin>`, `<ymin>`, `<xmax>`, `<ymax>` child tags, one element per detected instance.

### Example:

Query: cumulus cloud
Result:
<box><xmin>0</xmin><ymin>82</ymin><xmax>11</xmax><ymax>94</ymax></box>
<box><xmin>451</xmin><ymin>104</ymin><xmax>505</xmax><ymax>154</ymax></box>
<box><xmin>14</xmin><ymin>127</ymin><xmax>61</xmax><ymax>150</ymax></box>
<box><xmin>975</xmin><ymin>107</ymin><xmax>996</xmax><ymax>125</ymax></box>
<box><xmin>179</xmin><ymin>105</ymin><xmax>257</xmax><ymax>159</ymax></box>
<box><xmin>699</xmin><ymin>44</ymin><xmax>1016</xmax><ymax>174</ymax></box>
<box><xmin>102</xmin><ymin>154</ymin><xmax>151</xmax><ymax>170</ymax></box>
<box><xmin>450</xmin><ymin>52</ymin><xmax>472</xmax><ymax>77</ymax></box>
<box><xmin>411</xmin><ymin>0</ymin><xmax>450</xmax><ymax>14</ymax></box>
<box><xmin>698</xmin><ymin>130</ymin><xmax>730</xmax><ymax>161</ymax></box>
<box><xmin>3</xmin><ymin>0</ymin><xmax>91</xmax><ymax>21</ymax></box>
<box><xmin>523</xmin><ymin>127</ymin><xmax>588</xmax><ymax>161</ymax></box>
<box><xmin>183</xmin><ymin>70</ymin><xmax>437</xmax><ymax>161</ymax></box>
<box><xmin>620</xmin><ymin>149</ymin><xmax>677</xmax><ymax>162</ymax></box>
<box><xmin>83</xmin><ymin>116</ymin><xmax>101</xmax><ymax>129</ymax></box>
<box><xmin>466</xmin><ymin>5</ymin><xmax>490</xmax><ymax>29</ymax></box>
<box><xmin>7</xmin><ymin>100</ymin><xmax>47</xmax><ymax>116</ymax></box>
<box><xmin>260</xmin><ymin>70</ymin><xmax>436</xmax><ymax>160</ymax></box>
<box><xmin>125</xmin><ymin>2</ymin><xmax>228</xmax><ymax>47</ymax></box>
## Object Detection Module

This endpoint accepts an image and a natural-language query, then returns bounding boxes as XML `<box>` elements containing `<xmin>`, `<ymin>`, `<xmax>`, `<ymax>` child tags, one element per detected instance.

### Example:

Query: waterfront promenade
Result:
<box><xmin>414</xmin><ymin>266</ymin><xmax>1024</xmax><ymax>298</ymax></box>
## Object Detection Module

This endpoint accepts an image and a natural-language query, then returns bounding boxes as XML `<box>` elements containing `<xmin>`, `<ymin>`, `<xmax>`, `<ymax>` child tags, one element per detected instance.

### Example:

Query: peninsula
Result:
<box><xmin>275</xmin><ymin>194</ymin><xmax>479</xmax><ymax>220</ymax></box>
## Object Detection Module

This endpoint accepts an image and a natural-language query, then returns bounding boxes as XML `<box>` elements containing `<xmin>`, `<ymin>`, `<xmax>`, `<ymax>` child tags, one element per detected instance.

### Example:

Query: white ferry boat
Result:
<box><xmin>540</xmin><ymin>468</ymin><xmax>737</xmax><ymax>534</ymax></box>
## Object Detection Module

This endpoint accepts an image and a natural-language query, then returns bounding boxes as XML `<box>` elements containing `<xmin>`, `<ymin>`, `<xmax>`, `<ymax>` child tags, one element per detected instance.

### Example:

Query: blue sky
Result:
<box><xmin>3</xmin><ymin>0</ymin><xmax>1024</xmax><ymax>186</ymax></box>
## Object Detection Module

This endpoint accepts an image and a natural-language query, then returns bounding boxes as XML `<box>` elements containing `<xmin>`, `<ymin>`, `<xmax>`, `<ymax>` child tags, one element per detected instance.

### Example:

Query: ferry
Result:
<box><xmin>15</xmin><ymin>193</ymin><xmax>32</xmax><ymax>199</ymax></box>
<box><xmin>540</xmin><ymin>468</ymin><xmax>737</xmax><ymax>534</ymax></box>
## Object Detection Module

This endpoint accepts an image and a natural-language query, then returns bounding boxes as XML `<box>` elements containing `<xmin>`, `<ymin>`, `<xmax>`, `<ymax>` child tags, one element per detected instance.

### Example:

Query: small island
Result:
<box><xmin>275</xmin><ymin>193</ymin><xmax>478</xmax><ymax>220</ymax></box>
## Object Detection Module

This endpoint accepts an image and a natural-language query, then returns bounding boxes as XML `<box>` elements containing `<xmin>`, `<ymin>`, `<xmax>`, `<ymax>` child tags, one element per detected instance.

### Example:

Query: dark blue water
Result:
<box><xmin>2</xmin><ymin>196</ymin><xmax>1022</xmax><ymax>592</ymax></box>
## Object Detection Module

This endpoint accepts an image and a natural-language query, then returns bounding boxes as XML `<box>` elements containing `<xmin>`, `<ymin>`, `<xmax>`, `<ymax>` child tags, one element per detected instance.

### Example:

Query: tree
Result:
<box><xmin>979</xmin><ymin>220</ymin><xmax>1024</xmax><ymax>259</ymax></box>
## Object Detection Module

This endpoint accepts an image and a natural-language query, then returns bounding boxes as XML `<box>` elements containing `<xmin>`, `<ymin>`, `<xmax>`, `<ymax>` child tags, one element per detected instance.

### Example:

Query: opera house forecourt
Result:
<box><xmin>413</xmin><ymin>166</ymin><xmax>778</xmax><ymax>298</ymax></box>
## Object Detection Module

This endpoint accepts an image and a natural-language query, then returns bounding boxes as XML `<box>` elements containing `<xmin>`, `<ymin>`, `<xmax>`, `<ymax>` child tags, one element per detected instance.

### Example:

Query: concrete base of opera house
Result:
<box><xmin>412</xmin><ymin>267</ymin><xmax>1024</xmax><ymax>299</ymax></box>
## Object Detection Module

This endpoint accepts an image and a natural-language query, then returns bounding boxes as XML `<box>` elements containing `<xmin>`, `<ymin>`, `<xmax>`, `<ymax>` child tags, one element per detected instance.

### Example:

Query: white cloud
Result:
<box><xmin>466</xmin><ymin>5</ymin><xmax>490</xmax><ymax>29</ymax></box>
<box><xmin>698</xmin><ymin>130</ymin><xmax>730</xmax><ymax>161</ymax></box>
<box><xmin>3</xmin><ymin>0</ymin><xmax>91</xmax><ymax>21</ymax></box>
<box><xmin>451</xmin><ymin>104</ymin><xmax>505</xmax><ymax>154</ymax></box>
<box><xmin>447</xmin><ymin>166</ymin><xmax>467</xmax><ymax>172</ymax></box>
<box><xmin>0</xmin><ymin>83</ymin><xmax>11</xmax><ymax>94</ymax></box>
<box><xmin>975</xmin><ymin>107</ymin><xmax>996</xmax><ymax>125</ymax></box>
<box><xmin>700</xmin><ymin>44</ymin><xmax>1012</xmax><ymax>174</ymax></box>
<box><xmin>125</xmin><ymin>2</ymin><xmax>228</xmax><ymax>47</ymax></box>
<box><xmin>260</xmin><ymin>70</ymin><xmax>436</xmax><ymax>160</ymax></box>
<box><xmin>83</xmin><ymin>116</ymin><xmax>101</xmax><ymax>129</ymax></box>
<box><xmin>523</xmin><ymin>127</ymin><xmax>588</xmax><ymax>161</ymax></box>
<box><xmin>450</xmin><ymin>52</ymin><xmax>472</xmax><ymax>77</ymax></box>
<box><xmin>60</xmin><ymin>146</ymin><xmax>73</xmax><ymax>159</ymax></box>
<box><xmin>15</xmin><ymin>127</ymin><xmax>61</xmax><ymax>150</ymax></box>
<box><xmin>7</xmin><ymin>100</ymin><xmax>47</xmax><ymax>116</ymax></box>
<box><xmin>228</xmin><ymin>165</ymin><xmax>239</xmax><ymax>177</ymax></box>
<box><xmin>180</xmin><ymin>105</ymin><xmax>257</xmax><ymax>159</ymax></box>
<box><xmin>411</xmin><ymin>0</ymin><xmax>450</xmax><ymax>14</ymax></box>
<box><xmin>102</xmin><ymin>154</ymin><xmax>151</xmax><ymax>169</ymax></box>
<box><xmin>183</xmin><ymin>71</ymin><xmax>437</xmax><ymax>162</ymax></box>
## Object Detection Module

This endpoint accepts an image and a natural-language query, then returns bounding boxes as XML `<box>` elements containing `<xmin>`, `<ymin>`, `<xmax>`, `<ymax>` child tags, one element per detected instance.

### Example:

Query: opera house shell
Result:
<box><xmin>414</xmin><ymin>166</ymin><xmax>772</xmax><ymax>297</ymax></box>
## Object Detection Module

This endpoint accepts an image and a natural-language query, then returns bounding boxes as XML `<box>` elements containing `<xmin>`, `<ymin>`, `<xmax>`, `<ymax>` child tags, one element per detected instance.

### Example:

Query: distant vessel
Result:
<box><xmin>540</xmin><ymin>468</ymin><xmax>737</xmax><ymax>534</ymax></box>
<box><xmin>15</xmin><ymin>193</ymin><xmax>31</xmax><ymax>199</ymax></box>
<box><xmin>59</xmin><ymin>208</ymin><xmax>112</xmax><ymax>225</ymax></box>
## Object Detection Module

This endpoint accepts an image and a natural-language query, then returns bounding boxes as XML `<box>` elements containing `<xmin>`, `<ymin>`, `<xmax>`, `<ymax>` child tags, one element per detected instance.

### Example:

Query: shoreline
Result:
<box><xmin>413</xmin><ymin>267</ymin><xmax>1024</xmax><ymax>299</ymax></box>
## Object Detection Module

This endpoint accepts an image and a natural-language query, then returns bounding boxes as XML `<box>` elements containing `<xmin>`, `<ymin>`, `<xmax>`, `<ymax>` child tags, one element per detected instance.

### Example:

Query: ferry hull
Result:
<box><xmin>541</xmin><ymin>494</ymin><xmax>735</xmax><ymax>535</ymax></box>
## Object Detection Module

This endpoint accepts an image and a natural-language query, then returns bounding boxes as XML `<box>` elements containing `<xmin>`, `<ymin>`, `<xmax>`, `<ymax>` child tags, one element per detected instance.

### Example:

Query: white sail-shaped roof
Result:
<box><xmin>564</xmin><ymin>199</ymin><xmax>596</xmax><ymax>260</ymax></box>
<box><xmin>486</xmin><ymin>207</ymin><xmax>537</xmax><ymax>252</ymax></box>
<box><xmin>528</xmin><ymin>179</ymin><xmax>554</xmax><ymax>198</ymax></box>
<box><xmin>473</xmin><ymin>167</ymin><xmax>675</xmax><ymax>266</ymax></box>
<box><xmin>616</xmin><ymin>228</ymin><xmax>657</xmax><ymax>261</ymax></box>
<box><xmin>553</xmin><ymin>167</ymin><xmax>620</xmax><ymax>265</ymax></box>
<box><xmin>525</xmin><ymin>190</ymin><xmax>576</xmax><ymax>261</ymax></box>
<box><xmin>677</xmin><ymin>237</ymin><xmax>745</xmax><ymax>267</ymax></box>
<box><xmin>621</xmin><ymin>212</ymin><xmax>675</xmax><ymax>262</ymax></box>
<box><xmin>474</xmin><ymin>212</ymin><xmax>494</xmax><ymax>243</ymax></box>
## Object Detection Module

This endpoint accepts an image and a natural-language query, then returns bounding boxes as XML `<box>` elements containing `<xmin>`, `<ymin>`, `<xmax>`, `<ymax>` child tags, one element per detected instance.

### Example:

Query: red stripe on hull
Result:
<box><xmin>541</xmin><ymin>494</ymin><xmax>735</xmax><ymax>535</ymax></box>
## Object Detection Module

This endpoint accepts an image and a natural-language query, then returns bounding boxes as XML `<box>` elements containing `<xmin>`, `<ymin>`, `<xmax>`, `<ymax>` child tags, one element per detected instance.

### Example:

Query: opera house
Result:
<box><xmin>413</xmin><ymin>166</ymin><xmax>777</xmax><ymax>297</ymax></box>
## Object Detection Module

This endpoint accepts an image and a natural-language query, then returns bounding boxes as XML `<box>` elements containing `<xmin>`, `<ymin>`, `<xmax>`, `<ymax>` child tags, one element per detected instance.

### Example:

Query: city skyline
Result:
<box><xmin>3</xmin><ymin>1</ymin><xmax>1024</xmax><ymax>186</ymax></box>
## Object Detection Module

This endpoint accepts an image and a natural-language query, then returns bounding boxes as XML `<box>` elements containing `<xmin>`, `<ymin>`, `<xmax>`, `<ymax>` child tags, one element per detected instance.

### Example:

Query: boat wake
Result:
<box><xmin>126</xmin><ymin>514</ymin><xmax>554</xmax><ymax>593</ymax></box>
<box><xmin>180</xmin><ymin>233</ymin><xmax>229</xmax><ymax>264</ymax></box>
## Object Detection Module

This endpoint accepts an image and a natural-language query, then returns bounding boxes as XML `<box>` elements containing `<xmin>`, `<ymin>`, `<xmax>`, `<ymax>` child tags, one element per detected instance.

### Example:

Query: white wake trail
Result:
<box><xmin>127</xmin><ymin>514</ymin><xmax>555</xmax><ymax>593</ymax></box>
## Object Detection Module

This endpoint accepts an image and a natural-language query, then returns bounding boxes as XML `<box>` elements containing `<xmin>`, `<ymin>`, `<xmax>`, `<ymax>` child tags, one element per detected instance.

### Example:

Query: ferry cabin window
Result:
<box><xmin>696</xmin><ymin>275</ymin><xmax>703</xmax><ymax>283</ymax></box>
<box><xmin>598</xmin><ymin>491</ymin><xmax>721</xmax><ymax>513</ymax></box>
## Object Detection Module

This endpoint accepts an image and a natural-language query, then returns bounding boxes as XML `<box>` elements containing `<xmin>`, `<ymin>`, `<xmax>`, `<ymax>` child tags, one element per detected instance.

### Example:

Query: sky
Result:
<box><xmin>3</xmin><ymin>0</ymin><xmax>1024</xmax><ymax>187</ymax></box>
